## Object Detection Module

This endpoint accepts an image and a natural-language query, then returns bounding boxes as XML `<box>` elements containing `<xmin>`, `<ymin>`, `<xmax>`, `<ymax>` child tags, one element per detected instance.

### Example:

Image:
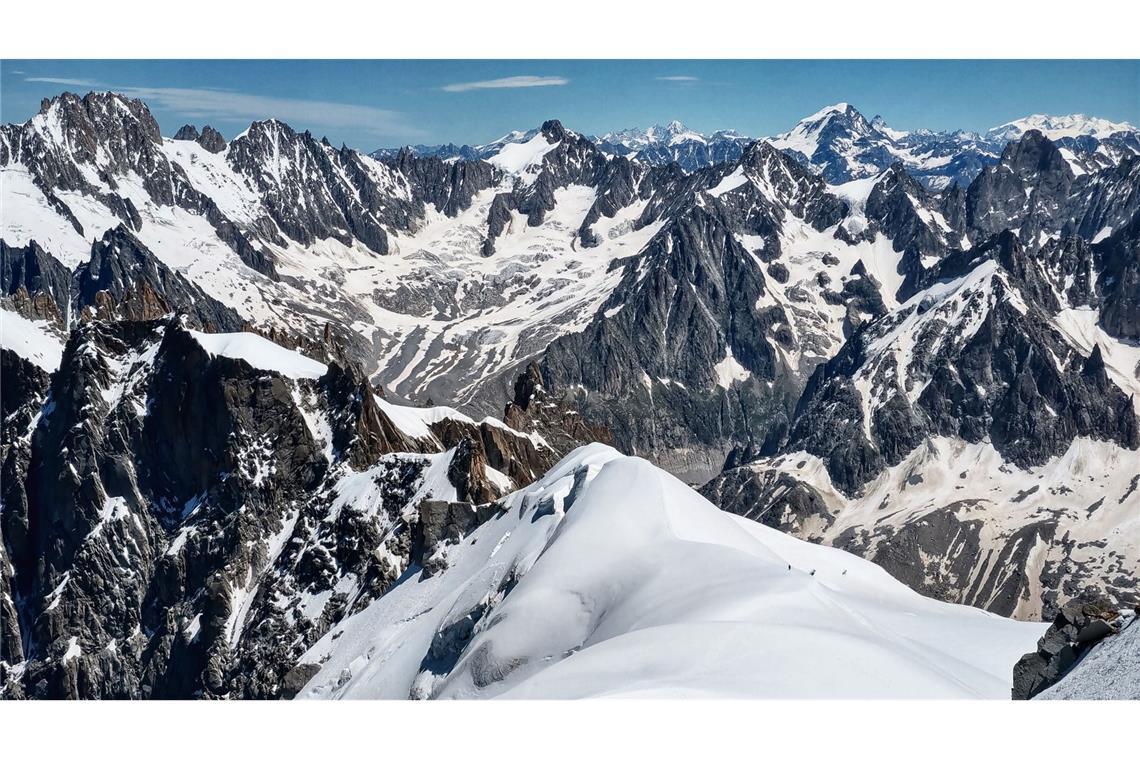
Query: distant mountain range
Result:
<box><xmin>375</xmin><ymin>104</ymin><xmax>1140</xmax><ymax>190</ymax></box>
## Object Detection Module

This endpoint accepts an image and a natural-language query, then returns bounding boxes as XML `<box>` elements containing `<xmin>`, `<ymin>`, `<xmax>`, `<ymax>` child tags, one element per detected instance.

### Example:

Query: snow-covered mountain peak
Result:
<box><xmin>367</xmin><ymin>107</ymin><xmax>1138</xmax><ymax>188</ymax></box>
<box><xmin>729</xmin><ymin>138</ymin><xmax>831</xmax><ymax>201</ymax></box>
<box><xmin>808</xmin><ymin>103</ymin><xmax>877</xmax><ymax>135</ymax></box>
<box><xmin>232</xmin><ymin>117</ymin><xmax>292</xmax><ymax>146</ymax></box>
<box><xmin>769</xmin><ymin>102</ymin><xmax>1009</xmax><ymax>188</ymax></box>
<box><xmin>486</xmin><ymin>128</ymin><xmax>537</xmax><ymax>147</ymax></box>
<box><xmin>737</xmin><ymin>137</ymin><xmax>796</xmax><ymax>174</ymax></box>
<box><xmin>484</xmin><ymin>129</ymin><xmax>561</xmax><ymax>174</ymax></box>
<box><xmin>475</xmin><ymin>120</ymin><xmax>582</xmax><ymax>174</ymax></box>
<box><xmin>804</xmin><ymin>102</ymin><xmax>858</xmax><ymax>121</ymax></box>
<box><xmin>370</xmin><ymin>127</ymin><xmax>539</xmax><ymax>163</ymax></box>
<box><xmin>655</xmin><ymin>120</ymin><xmax>705</xmax><ymax>145</ymax></box>
<box><xmin>538</xmin><ymin>118</ymin><xmax>574</xmax><ymax>140</ymax></box>
<box><xmin>870</xmin><ymin>114</ymin><xmax>908</xmax><ymax>141</ymax></box>
<box><xmin>21</xmin><ymin>90</ymin><xmax>163</xmax><ymax>162</ymax></box>
<box><xmin>768</xmin><ymin>102</ymin><xmax>880</xmax><ymax>168</ymax></box>
<box><xmin>33</xmin><ymin>90</ymin><xmax>149</xmax><ymax>126</ymax></box>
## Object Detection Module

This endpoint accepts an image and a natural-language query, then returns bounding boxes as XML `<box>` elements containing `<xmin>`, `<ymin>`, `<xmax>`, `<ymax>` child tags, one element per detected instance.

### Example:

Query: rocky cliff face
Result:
<box><xmin>502</xmin><ymin>362</ymin><xmax>613</xmax><ymax>458</ymax></box>
<box><xmin>1012</xmin><ymin>597</ymin><xmax>1125</xmax><ymax>699</ymax></box>
<box><xmin>385</xmin><ymin>150</ymin><xmax>501</xmax><ymax>219</ymax></box>
<box><xmin>963</xmin><ymin>132</ymin><xmax>1140</xmax><ymax>252</ymax></box>
<box><xmin>517</xmin><ymin>138</ymin><xmax>976</xmax><ymax>480</ymax></box>
<box><xmin>1090</xmin><ymin>208</ymin><xmax>1140</xmax><ymax>340</ymax></box>
<box><xmin>539</xmin><ymin>203</ymin><xmax>797</xmax><ymax>479</ymax></box>
<box><xmin>73</xmin><ymin>225</ymin><xmax>245</xmax><ymax>330</ymax></box>
<box><xmin>698</xmin><ymin>122</ymin><xmax>1140</xmax><ymax>621</ymax></box>
<box><xmin>1030</xmin><ymin>604</ymin><xmax>1140</xmax><ymax>699</ymax></box>
<box><xmin>1</xmin><ymin>240</ymin><xmax>72</xmax><ymax>325</ymax></box>
<box><xmin>702</xmin><ymin>225</ymin><xmax>1140</xmax><ymax>618</ymax></box>
<box><xmin>0</xmin><ymin>348</ymin><xmax>51</xmax><ymax>670</ymax></box>
<box><xmin>861</xmin><ymin>164</ymin><xmax>962</xmax><ymax>298</ymax></box>
<box><xmin>782</xmin><ymin>232</ymin><xmax>1136</xmax><ymax>495</ymax></box>
<box><xmin>965</xmin><ymin>130</ymin><xmax>1076</xmax><ymax>243</ymax></box>
<box><xmin>479</xmin><ymin>120</ymin><xmax>612</xmax><ymax>255</ymax></box>
<box><xmin>0</xmin><ymin>318</ymin><xmax>553</xmax><ymax>699</ymax></box>
<box><xmin>225</xmin><ymin>119</ymin><xmax>425</xmax><ymax>256</ymax></box>
<box><xmin>174</xmin><ymin>124</ymin><xmax>227</xmax><ymax>154</ymax></box>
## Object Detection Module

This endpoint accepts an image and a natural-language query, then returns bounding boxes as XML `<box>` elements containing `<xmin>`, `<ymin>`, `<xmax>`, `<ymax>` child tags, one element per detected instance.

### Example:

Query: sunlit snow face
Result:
<box><xmin>295</xmin><ymin>444</ymin><xmax>1045</xmax><ymax>700</ymax></box>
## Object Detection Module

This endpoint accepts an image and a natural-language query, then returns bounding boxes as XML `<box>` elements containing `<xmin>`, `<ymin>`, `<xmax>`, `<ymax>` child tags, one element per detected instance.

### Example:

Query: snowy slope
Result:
<box><xmin>1051</xmin><ymin>306</ymin><xmax>1140</xmax><ymax>413</ymax></box>
<box><xmin>1</xmin><ymin>144</ymin><xmax>285</xmax><ymax>325</ymax></box>
<box><xmin>364</xmin><ymin>184</ymin><xmax>665</xmax><ymax>407</ymax></box>
<box><xmin>486</xmin><ymin>132</ymin><xmax>560</xmax><ymax>176</ymax></box>
<box><xmin>296</xmin><ymin>444</ymin><xmax>1043</xmax><ymax>699</ymax></box>
<box><xmin>718</xmin><ymin>436</ymin><xmax>1140</xmax><ymax>621</ymax></box>
<box><xmin>0</xmin><ymin>309</ymin><xmax>65</xmax><ymax>371</ymax></box>
<box><xmin>189</xmin><ymin>329</ymin><xmax>328</xmax><ymax>379</ymax></box>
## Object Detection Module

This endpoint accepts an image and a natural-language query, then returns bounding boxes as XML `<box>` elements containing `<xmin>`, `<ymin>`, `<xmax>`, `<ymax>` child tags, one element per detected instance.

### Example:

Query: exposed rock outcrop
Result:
<box><xmin>73</xmin><ymin>225</ymin><xmax>245</xmax><ymax>330</ymax></box>
<box><xmin>1012</xmin><ymin>597</ymin><xmax>1122</xmax><ymax>699</ymax></box>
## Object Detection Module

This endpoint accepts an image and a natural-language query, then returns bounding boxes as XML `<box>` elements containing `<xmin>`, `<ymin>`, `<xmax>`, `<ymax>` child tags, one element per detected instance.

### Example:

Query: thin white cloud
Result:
<box><xmin>657</xmin><ymin>76</ymin><xmax>700</xmax><ymax>82</ymax></box>
<box><xmin>442</xmin><ymin>75</ymin><xmax>569</xmax><ymax>93</ymax></box>
<box><xmin>25</xmin><ymin>76</ymin><xmax>100</xmax><ymax>87</ymax></box>
<box><xmin>119</xmin><ymin>86</ymin><xmax>426</xmax><ymax>140</ymax></box>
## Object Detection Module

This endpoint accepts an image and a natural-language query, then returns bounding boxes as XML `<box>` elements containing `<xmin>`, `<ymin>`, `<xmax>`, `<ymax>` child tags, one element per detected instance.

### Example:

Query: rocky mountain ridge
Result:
<box><xmin>702</xmin><ymin>186</ymin><xmax>1140</xmax><ymax>618</ymax></box>
<box><xmin>3</xmin><ymin>90</ymin><xmax>1139</xmax><ymax>700</ymax></box>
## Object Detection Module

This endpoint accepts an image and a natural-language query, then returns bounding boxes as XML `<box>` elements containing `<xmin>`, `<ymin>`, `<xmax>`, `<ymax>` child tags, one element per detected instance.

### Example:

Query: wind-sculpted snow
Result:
<box><xmin>188</xmin><ymin>329</ymin><xmax>328</xmax><ymax>379</ymax></box>
<box><xmin>297</xmin><ymin>445</ymin><xmax>1044</xmax><ymax>699</ymax></box>
<box><xmin>0</xmin><ymin>309</ymin><xmax>64</xmax><ymax>371</ymax></box>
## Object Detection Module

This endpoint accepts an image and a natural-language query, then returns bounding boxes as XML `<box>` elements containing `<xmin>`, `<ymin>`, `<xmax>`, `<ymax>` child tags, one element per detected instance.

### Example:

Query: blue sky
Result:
<box><xmin>3</xmin><ymin>60</ymin><xmax>1138</xmax><ymax>150</ymax></box>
